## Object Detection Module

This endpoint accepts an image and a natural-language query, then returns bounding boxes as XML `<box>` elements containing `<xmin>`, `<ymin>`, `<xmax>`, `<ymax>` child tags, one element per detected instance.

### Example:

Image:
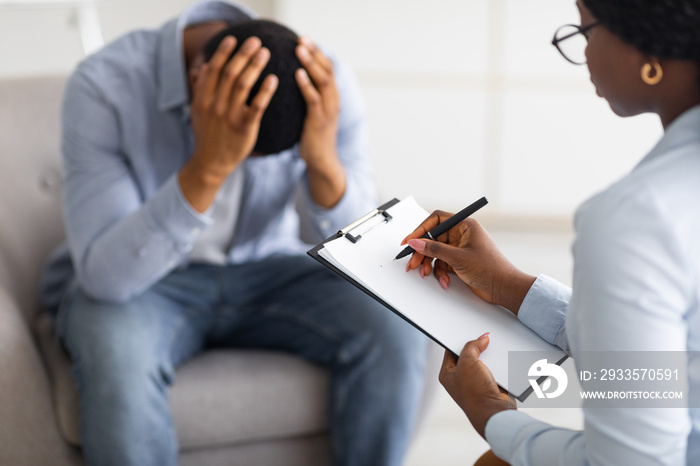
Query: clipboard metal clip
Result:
<box><xmin>338</xmin><ymin>208</ymin><xmax>393</xmax><ymax>244</ymax></box>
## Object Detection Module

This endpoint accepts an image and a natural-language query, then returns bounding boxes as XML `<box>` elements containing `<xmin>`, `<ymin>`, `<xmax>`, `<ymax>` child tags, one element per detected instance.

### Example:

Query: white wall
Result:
<box><xmin>1</xmin><ymin>0</ymin><xmax>664</xmax><ymax>220</ymax></box>
<box><xmin>276</xmin><ymin>0</ymin><xmax>662</xmax><ymax>218</ymax></box>
<box><xmin>0</xmin><ymin>0</ymin><xmax>273</xmax><ymax>77</ymax></box>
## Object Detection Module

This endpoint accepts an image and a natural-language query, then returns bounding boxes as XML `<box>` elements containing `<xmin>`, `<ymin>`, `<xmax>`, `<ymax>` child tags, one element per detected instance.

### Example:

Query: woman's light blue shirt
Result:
<box><xmin>487</xmin><ymin>105</ymin><xmax>700</xmax><ymax>465</ymax></box>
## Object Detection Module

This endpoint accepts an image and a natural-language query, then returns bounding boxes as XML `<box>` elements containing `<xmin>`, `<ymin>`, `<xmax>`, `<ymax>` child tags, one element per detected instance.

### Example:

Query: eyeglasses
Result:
<box><xmin>551</xmin><ymin>22</ymin><xmax>600</xmax><ymax>65</ymax></box>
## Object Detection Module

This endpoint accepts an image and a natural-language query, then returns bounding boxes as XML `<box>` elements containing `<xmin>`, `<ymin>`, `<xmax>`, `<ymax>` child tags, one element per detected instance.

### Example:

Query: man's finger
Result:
<box><xmin>299</xmin><ymin>36</ymin><xmax>334</xmax><ymax>72</ymax></box>
<box><xmin>224</xmin><ymin>36</ymin><xmax>263</xmax><ymax>88</ymax></box>
<box><xmin>201</xmin><ymin>36</ymin><xmax>237</xmax><ymax>104</ymax></box>
<box><xmin>230</xmin><ymin>47</ymin><xmax>271</xmax><ymax>111</ymax></box>
<box><xmin>192</xmin><ymin>63</ymin><xmax>211</xmax><ymax>107</ymax></box>
<box><xmin>296</xmin><ymin>44</ymin><xmax>335</xmax><ymax>97</ymax></box>
<box><xmin>295</xmin><ymin>68</ymin><xmax>321</xmax><ymax>108</ymax></box>
<box><xmin>245</xmin><ymin>74</ymin><xmax>278</xmax><ymax>124</ymax></box>
<box><xmin>215</xmin><ymin>36</ymin><xmax>262</xmax><ymax>113</ymax></box>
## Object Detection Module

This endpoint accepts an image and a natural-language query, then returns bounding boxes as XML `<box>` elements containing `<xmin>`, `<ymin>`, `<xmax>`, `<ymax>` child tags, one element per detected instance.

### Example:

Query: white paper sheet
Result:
<box><xmin>319</xmin><ymin>196</ymin><xmax>565</xmax><ymax>398</ymax></box>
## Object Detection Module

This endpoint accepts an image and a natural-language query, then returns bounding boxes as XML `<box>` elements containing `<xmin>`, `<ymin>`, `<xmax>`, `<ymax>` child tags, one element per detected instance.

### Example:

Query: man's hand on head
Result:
<box><xmin>190</xmin><ymin>35</ymin><xmax>278</xmax><ymax>180</ymax></box>
<box><xmin>179</xmin><ymin>35</ymin><xmax>278</xmax><ymax>213</ymax></box>
<box><xmin>295</xmin><ymin>37</ymin><xmax>346</xmax><ymax>208</ymax></box>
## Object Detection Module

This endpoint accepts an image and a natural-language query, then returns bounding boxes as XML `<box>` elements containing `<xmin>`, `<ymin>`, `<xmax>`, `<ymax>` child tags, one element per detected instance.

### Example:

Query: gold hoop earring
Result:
<box><xmin>641</xmin><ymin>62</ymin><xmax>663</xmax><ymax>85</ymax></box>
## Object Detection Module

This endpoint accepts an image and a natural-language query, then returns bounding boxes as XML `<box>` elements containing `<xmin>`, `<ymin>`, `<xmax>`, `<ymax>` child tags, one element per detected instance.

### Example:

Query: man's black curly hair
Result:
<box><xmin>584</xmin><ymin>0</ymin><xmax>700</xmax><ymax>87</ymax></box>
<box><xmin>202</xmin><ymin>19</ymin><xmax>306</xmax><ymax>155</ymax></box>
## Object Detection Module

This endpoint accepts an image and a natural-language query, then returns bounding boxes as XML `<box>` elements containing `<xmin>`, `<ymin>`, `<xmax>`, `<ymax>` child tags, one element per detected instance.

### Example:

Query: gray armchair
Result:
<box><xmin>0</xmin><ymin>75</ymin><xmax>441</xmax><ymax>466</ymax></box>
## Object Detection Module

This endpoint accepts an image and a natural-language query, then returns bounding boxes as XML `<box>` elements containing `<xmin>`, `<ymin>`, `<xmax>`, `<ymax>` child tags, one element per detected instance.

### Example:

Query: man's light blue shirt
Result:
<box><xmin>42</xmin><ymin>0</ymin><xmax>377</xmax><ymax>306</ymax></box>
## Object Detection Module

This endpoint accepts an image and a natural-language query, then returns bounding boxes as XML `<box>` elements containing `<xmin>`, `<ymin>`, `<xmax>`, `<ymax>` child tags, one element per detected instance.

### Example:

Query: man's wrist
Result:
<box><xmin>187</xmin><ymin>149</ymin><xmax>240</xmax><ymax>183</ymax></box>
<box><xmin>305</xmin><ymin>154</ymin><xmax>346</xmax><ymax>209</ymax></box>
<box><xmin>178</xmin><ymin>158</ymin><xmax>230</xmax><ymax>213</ymax></box>
<box><xmin>305</xmin><ymin>152</ymin><xmax>341</xmax><ymax>181</ymax></box>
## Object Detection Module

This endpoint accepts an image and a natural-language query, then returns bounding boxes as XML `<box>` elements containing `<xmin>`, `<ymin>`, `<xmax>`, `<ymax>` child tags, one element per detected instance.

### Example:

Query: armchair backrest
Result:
<box><xmin>0</xmin><ymin>75</ymin><xmax>67</xmax><ymax>322</ymax></box>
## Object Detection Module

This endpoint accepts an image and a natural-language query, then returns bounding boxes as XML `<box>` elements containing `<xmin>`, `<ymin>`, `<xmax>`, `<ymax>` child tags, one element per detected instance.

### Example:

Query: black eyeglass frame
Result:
<box><xmin>551</xmin><ymin>22</ymin><xmax>600</xmax><ymax>65</ymax></box>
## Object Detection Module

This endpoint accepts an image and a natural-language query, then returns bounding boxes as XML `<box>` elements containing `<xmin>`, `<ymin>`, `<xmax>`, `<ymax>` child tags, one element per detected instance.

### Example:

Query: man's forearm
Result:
<box><xmin>306</xmin><ymin>154</ymin><xmax>346</xmax><ymax>209</ymax></box>
<box><xmin>68</xmin><ymin>175</ymin><xmax>209</xmax><ymax>302</ymax></box>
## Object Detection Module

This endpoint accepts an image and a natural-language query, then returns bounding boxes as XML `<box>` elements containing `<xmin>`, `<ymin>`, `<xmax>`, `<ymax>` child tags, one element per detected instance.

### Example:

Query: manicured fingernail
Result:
<box><xmin>439</xmin><ymin>277</ymin><xmax>448</xmax><ymax>289</ymax></box>
<box><xmin>479</xmin><ymin>332</ymin><xmax>490</xmax><ymax>339</ymax></box>
<box><xmin>405</xmin><ymin>261</ymin><xmax>411</xmax><ymax>273</ymax></box>
<box><xmin>407</xmin><ymin>239</ymin><xmax>425</xmax><ymax>252</ymax></box>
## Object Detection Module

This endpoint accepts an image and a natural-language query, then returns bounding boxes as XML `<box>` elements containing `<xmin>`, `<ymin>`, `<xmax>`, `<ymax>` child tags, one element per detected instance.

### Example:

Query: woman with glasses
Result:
<box><xmin>404</xmin><ymin>0</ymin><xmax>700</xmax><ymax>464</ymax></box>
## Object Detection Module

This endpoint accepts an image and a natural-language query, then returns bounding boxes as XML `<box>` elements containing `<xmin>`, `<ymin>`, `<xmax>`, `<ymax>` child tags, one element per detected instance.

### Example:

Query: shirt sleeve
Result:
<box><xmin>484</xmin><ymin>184</ymin><xmax>691</xmax><ymax>465</ymax></box>
<box><xmin>518</xmin><ymin>274</ymin><xmax>571</xmax><ymax>352</ymax></box>
<box><xmin>61</xmin><ymin>68</ymin><xmax>210</xmax><ymax>302</ymax></box>
<box><xmin>302</xmin><ymin>53</ymin><xmax>378</xmax><ymax>241</ymax></box>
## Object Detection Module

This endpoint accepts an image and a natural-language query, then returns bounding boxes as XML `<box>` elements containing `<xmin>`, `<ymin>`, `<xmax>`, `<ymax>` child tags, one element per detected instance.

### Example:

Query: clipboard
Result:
<box><xmin>308</xmin><ymin>196</ymin><xmax>567</xmax><ymax>402</ymax></box>
<box><xmin>308</xmin><ymin>198</ymin><xmax>401</xmax><ymax>315</ymax></box>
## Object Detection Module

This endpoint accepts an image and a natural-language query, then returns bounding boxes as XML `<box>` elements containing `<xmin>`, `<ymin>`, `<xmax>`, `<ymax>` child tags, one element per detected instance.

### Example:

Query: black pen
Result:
<box><xmin>394</xmin><ymin>196</ymin><xmax>488</xmax><ymax>261</ymax></box>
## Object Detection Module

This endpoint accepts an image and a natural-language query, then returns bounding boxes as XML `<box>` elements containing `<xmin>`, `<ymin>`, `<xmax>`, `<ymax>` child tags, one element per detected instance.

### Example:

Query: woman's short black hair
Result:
<box><xmin>202</xmin><ymin>19</ymin><xmax>307</xmax><ymax>155</ymax></box>
<box><xmin>583</xmin><ymin>0</ymin><xmax>700</xmax><ymax>62</ymax></box>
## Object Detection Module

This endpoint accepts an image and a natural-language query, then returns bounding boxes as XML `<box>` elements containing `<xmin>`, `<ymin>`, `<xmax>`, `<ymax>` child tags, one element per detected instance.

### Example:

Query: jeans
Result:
<box><xmin>57</xmin><ymin>255</ymin><xmax>428</xmax><ymax>466</ymax></box>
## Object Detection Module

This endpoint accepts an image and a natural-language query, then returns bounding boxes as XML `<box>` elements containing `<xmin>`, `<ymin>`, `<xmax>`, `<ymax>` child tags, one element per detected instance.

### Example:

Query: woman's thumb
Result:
<box><xmin>461</xmin><ymin>332</ymin><xmax>491</xmax><ymax>361</ymax></box>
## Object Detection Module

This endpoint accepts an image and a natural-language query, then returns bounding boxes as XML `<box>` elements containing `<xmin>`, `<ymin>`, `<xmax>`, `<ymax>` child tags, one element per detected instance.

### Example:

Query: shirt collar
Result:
<box><xmin>635</xmin><ymin>104</ymin><xmax>700</xmax><ymax>170</ymax></box>
<box><xmin>156</xmin><ymin>0</ymin><xmax>257</xmax><ymax>112</ymax></box>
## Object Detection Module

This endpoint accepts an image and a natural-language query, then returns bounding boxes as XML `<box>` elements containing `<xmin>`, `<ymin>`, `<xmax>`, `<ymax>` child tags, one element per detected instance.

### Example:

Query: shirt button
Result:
<box><xmin>319</xmin><ymin>220</ymin><xmax>331</xmax><ymax>231</ymax></box>
<box><xmin>190</xmin><ymin>227</ymin><xmax>201</xmax><ymax>236</ymax></box>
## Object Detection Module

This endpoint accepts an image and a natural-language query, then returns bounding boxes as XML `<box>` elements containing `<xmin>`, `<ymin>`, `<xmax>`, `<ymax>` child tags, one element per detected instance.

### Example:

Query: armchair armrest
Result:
<box><xmin>0</xmin><ymin>284</ymin><xmax>82</xmax><ymax>465</ymax></box>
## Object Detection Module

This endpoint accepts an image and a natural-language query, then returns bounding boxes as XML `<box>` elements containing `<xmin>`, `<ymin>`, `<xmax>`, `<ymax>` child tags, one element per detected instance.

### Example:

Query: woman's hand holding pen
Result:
<box><xmin>403</xmin><ymin>211</ymin><xmax>521</xmax><ymax>439</ymax></box>
<box><xmin>401</xmin><ymin>211</ymin><xmax>536</xmax><ymax>316</ymax></box>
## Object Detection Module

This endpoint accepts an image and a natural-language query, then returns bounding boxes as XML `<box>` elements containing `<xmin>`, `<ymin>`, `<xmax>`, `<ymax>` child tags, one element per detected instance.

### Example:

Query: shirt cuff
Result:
<box><xmin>305</xmin><ymin>175</ymin><xmax>375</xmax><ymax>239</ymax></box>
<box><xmin>144</xmin><ymin>174</ymin><xmax>212</xmax><ymax>253</ymax></box>
<box><xmin>485</xmin><ymin>410</ymin><xmax>546</xmax><ymax>462</ymax></box>
<box><xmin>518</xmin><ymin>274</ymin><xmax>571</xmax><ymax>347</ymax></box>
<box><xmin>486</xmin><ymin>410</ymin><xmax>584</xmax><ymax>464</ymax></box>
